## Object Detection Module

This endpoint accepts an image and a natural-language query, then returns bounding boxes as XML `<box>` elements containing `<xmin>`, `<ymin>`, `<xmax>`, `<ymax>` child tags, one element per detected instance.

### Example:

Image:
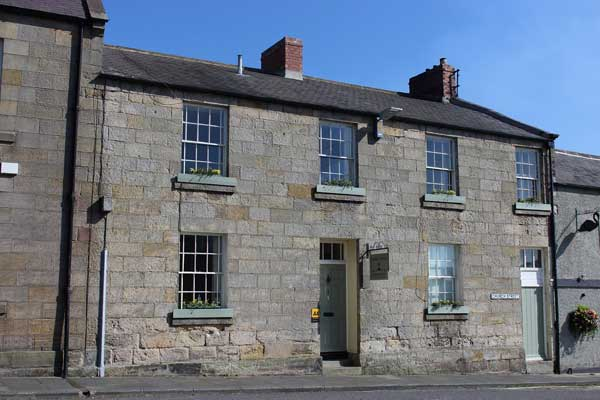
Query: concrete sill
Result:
<box><xmin>421</xmin><ymin>193</ymin><xmax>466</xmax><ymax>211</ymax></box>
<box><xmin>172</xmin><ymin>308</ymin><xmax>234</xmax><ymax>326</ymax></box>
<box><xmin>314</xmin><ymin>185</ymin><xmax>366</xmax><ymax>203</ymax></box>
<box><xmin>425</xmin><ymin>305</ymin><xmax>469</xmax><ymax>321</ymax></box>
<box><xmin>513</xmin><ymin>202</ymin><xmax>551</xmax><ymax>216</ymax></box>
<box><xmin>174</xmin><ymin>174</ymin><xmax>237</xmax><ymax>194</ymax></box>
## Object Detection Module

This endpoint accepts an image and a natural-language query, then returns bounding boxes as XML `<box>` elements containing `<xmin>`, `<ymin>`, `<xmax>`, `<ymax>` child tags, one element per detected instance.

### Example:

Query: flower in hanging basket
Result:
<box><xmin>569</xmin><ymin>304</ymin><xmax>599</xmax><ymax>336</ymax></box>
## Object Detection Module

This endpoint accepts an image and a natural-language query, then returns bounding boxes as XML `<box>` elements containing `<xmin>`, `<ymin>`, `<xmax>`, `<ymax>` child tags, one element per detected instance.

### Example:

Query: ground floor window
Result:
<box><xmin>179</xmin><ymin>234</ymin><xmax>224</xmax><ymax>308</ymax></box>
<box><xmin>428</xmin><ymin>244</ymin><xmax>457</xmax><ymax>304</ymax></box>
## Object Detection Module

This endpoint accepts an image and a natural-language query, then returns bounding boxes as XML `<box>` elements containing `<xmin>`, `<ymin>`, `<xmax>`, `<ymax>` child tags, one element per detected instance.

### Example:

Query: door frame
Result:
<box><xmin>519</xmin><ymin>248</ymin><xmax>549</xmax><ymax>361</ymax></box>
<box><xmin>319</xmin><ymin>239</ymin><xmax>359</xmax><ymax>361</ymax></box>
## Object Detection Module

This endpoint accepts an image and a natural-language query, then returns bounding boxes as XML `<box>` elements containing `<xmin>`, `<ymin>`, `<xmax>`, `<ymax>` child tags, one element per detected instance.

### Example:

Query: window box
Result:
<box><xmin>514</xmin><ymin>202</ymin><xmax>551</xmax><ymax>216</ymax></box>
<box><xmin>314</xmin><ymin>185</ymin><xmax>366</xmax><ymax>203</ymax></box>
<box><xmin>315</xmin><ymin>184</ymin><xmax>365</xmax><ymax>197</ymax></box>
<box><xmin>172</xmin><ymin>308</ymin><xmax>233</xmax><ymax>319</ymax></box>
<box><xmin>422</xmin><ymin>194</ymin><xmax>465</xmax><ymax>211</ymax></box>
<box><xmin>427</xmin><ymin>305</ymin><xmax>469</xmax><ymax>315</ymax></box>
<box><xmin>175</xmin><ymin>173</ymin><xmax>237</xmax><ymax>193</ymax></box>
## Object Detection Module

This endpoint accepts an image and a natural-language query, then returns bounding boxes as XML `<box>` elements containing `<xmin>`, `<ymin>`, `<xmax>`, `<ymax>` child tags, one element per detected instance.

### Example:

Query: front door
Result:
<box><xmin>520</xmin><ymin>249</ymin><xmax>546</xmax><ymax>360</ymax></box>
<box><xmin>320</xmin><ymin>262</ymin><xmax>347</xmax><ymax>355</ymax></box>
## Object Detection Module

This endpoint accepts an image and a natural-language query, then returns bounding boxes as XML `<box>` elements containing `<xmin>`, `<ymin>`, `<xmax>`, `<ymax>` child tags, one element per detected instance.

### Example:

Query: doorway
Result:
<box><xmin>520</xmin><ymin>249</ymin><xmax>546</xmax><ymax>360</ymax></box>
<box><xmin>319</xmin><ymin>242</ymin><xmax>347</xmax><ymax>359</ymax></box>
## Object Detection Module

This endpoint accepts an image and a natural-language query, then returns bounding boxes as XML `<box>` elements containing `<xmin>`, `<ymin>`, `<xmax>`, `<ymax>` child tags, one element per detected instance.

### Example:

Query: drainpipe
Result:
<box><xmin>97</xmin><ymin>248</ymin><xmax>108</xmax><ymax>377</ymax></box>
<box><xmin>548</xmin><ymin>143</ymin><xmax>561</xmax><ymax>374</ymax></box>
<box><xmin>62</xmin><ymin>22</ymin><xmax>84</xmax><ymax>378</ymax></box>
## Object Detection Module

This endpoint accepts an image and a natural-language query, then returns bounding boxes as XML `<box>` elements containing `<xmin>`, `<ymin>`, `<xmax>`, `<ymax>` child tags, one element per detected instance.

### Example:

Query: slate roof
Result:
<box><xmin>0</xmin><ymin>0</ymin><xmax>87</xmax><ymax>20</ymax></box>
<box><xmin>554</xmin><ymin>150</ymin><xmax>600</xmax><ymax>189</ymax></box>
<box><xmin>102</xmin><ymin>45</ymin><xmax>556</xmax><ymax>142</ymax></box>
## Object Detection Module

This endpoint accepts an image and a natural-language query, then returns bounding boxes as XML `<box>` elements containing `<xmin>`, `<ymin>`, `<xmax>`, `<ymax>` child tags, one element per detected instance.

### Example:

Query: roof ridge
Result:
<box><xmin>104</xmin><ymin>44</ymin><xmax>412</xmax><ymax>97</ymax></box>
<box><xmin>555</xmin><ymin>149</ymin><xmax>600</xmax><ymax>161</ymax></box>
<box><xmin>450</xmin><ymin>97</ymin><xmax>557</xmax><ymax>139</ymax></box>
<box><xmin>104</xmin><ymin>44</ymin><xmax>238</xmax><ymax>70</ymax></box>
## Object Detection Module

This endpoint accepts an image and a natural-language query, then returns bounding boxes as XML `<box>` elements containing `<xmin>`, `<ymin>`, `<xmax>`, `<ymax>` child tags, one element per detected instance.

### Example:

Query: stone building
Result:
<box><xmin>1</xmin><ymin>0</ymin><xmax>562</xmax><ymax>377</ymax></box>
<box><xmin>554</xmin><ymin>150</ymin><xmax>600</xmax><ymax>372</ymax></box>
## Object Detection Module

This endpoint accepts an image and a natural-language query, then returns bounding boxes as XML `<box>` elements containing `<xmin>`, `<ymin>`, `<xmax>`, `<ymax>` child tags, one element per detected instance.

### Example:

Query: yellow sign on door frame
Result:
<box><xmin>311</xmin><ymin>308</ymin><xmax>320</xmax><ymax>322</ymax></box>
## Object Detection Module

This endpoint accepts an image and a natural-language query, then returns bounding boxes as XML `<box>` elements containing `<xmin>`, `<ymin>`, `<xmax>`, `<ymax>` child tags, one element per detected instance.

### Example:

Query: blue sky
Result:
<box><xmin>103</xmin><ymin>0</ymin><xmax>600</xmax><ymax>154</ymax></box>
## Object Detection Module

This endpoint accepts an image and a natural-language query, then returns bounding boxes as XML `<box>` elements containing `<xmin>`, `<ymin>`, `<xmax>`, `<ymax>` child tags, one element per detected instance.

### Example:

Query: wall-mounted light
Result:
<box><xmin>579</xmin><ymin>212</ymin><xmax>599</xmax><ymax>232</ymax></box>
<box><xmin>375</xmin><ymin>107</ymin><xmax>403</xmax><ymax>140</ymax></box>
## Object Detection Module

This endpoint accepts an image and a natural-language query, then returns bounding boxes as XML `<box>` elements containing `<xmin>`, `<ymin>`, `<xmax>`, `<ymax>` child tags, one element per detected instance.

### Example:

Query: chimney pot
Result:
<box><xmin>261</xmin><ymin>36</ymin><xmax>303</xmax><ymax>80</ymax></box>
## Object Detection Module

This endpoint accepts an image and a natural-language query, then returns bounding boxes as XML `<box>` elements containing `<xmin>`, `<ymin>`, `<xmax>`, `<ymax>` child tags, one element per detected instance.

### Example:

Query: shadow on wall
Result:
<box><xmin>556</xmin><ymin>232</ymin><xmax>576</xmax><ymax>259</ymax></box>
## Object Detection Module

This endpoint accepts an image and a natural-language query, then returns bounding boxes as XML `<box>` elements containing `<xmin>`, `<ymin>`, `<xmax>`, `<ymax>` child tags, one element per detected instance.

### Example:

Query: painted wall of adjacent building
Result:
<box><xmin>0</xmin><ymin>9</ymin><xmax>104</xmax><ymax>375</ymax></box>
<box><xmin>65</xmin><ymin>74</ymin><xmax>553</xmax><ymax>376</ymax></box>
<box><xmin>554</xmin><ymin>185</ymin><xmax>600</xmax><ymax>371</ymax></box>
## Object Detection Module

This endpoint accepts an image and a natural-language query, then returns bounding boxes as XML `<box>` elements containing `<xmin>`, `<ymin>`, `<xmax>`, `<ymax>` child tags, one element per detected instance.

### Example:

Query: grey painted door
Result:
<box><xmin>320</xmin><ymin>264</ymin><xmax>347</xmax><ymax>353</ymax></box>
<box><xmin>521</xmin><ymin>287</ymin><xmax>545</xmax><ymax>359</ymax></box>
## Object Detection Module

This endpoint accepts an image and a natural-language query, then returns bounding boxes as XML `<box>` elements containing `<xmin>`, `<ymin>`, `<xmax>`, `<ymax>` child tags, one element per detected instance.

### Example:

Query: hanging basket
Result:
<box><xmin>569</xmin><ymin>305</ymin><xmax>599</xmax><ymax>336</ymax></box>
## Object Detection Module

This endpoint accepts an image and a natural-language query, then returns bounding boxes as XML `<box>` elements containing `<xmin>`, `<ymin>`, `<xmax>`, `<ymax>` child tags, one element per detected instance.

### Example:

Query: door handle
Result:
<box><xmin>323</xmin><ymin>312</ymin><xmax>334</xmax><ymax>317</ymax></box>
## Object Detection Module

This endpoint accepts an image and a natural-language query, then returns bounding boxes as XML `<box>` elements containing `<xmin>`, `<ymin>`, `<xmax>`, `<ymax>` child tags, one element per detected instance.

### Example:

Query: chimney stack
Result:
<box><xmin>409</xmin><ymin>58</ymin><xmax>458</xmax><ymax>102</ymax></box>
<box><xmin>261</xmin><ymin>37</ymin><xmax>303</xmax><ymax>80</ymax></box>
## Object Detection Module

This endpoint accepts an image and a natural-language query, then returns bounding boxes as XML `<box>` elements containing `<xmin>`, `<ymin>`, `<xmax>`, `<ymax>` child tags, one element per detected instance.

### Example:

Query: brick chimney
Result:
<box><xmin>261</xmin><ymin>37</ymin><xmax>303</xmax><ymax>80</ymax></box>
<box><xmin>409</xmin><ymin>58</ymin><xmax>458</xmax><ymax>102</ymax></box>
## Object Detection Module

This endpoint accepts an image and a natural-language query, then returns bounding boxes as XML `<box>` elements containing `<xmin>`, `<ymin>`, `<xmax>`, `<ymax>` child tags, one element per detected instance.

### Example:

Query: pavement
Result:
<box><xmin>1</xmin><ymin>373</ymin><xmax>600</xmax><ymax>399</ymax></box>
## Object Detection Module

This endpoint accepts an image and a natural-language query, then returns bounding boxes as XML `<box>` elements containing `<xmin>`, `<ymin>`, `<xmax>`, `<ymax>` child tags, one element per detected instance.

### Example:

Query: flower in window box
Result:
<box><xmin>431</xmin><ymin>300</ymin><xmax>463</xmax><ymax>308</ymax></box>
<box><xmin>432</xmin><ymin>189</ymin><xmax>456</xmax><ymax>196</ymax></box>
<box><xmin>189</xmin><ymin>167</ymin><xmax>221</xmax><ymax>176</ymax></box>
<box><xmin>183</xmin><ymin>298</ymin><xmax>221</xmax><ymax>309</ymax></box>
<box><xmin>517</xmin><ymin>197</ymin><xmax>537</xmax><ymax>203</ymax></box>
<box><xmin>570</xmin><ymin>304</ymin><xmax>599</xmax><ymax>336</ymax></box>
<box><xmin>325</xmin><ymin>179</ymin><xmax>353</xmax><ymax>187</ymax></box>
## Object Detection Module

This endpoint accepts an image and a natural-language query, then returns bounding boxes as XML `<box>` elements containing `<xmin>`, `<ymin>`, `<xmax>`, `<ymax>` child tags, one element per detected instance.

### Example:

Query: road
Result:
<box><xmin>104</xmin><ymin>386</ymin><xmax>600</xmax><ymax>400</ymax></box>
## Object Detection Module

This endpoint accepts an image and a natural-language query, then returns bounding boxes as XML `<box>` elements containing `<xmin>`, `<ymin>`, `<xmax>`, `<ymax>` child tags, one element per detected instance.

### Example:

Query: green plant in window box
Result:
<box><xmin>189</xmin><ymin>167</ymin><xmax>221</xmax><ymax>176</ymax></box>
<box><xmin>517</xmin><ymin>197</ymin><xmax>537</xmax><ymax>203</ymax></box>
<box><xmin>183</xmin><ymin>298</ymin><xmax>221</xmax><ymax>309</ymax></box>
<box><xmin>431</xmin><ymin>300</ymin><xmax>464</xmax><ymax>308</ymax></box>
<box><xmin>569</xmin><ymin>304</ymin><xmax>599</xmax><ymax>336</ymax></box>
<box><xmin>326</xmin><ymin>179</ymin><xmax>353</xmax><ymax>187</ymax></box>
<box><xmin>432</xmin><ymin>189</ymin><xmax>456</xmax><ymax>196</ymax></box>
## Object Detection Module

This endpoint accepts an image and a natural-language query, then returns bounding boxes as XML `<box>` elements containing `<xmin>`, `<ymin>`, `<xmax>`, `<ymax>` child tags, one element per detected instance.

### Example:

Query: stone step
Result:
<box><xmin>526</xmin><ymin>360</ymin><xmax>554</xmax><ymax>374</ymax></box>
<box><xmin>322</xmin><ymin>360</ymin><xmax>362</xmax><ymax>376</ymax></box>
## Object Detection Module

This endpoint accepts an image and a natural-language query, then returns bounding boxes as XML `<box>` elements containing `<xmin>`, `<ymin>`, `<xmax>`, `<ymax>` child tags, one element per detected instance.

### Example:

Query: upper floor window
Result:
<box><xmin>428</xmin><ymin>244</ymin><xmax>457</xmax><ymax>304</ymax></box>
<box><xmin>515</xmin><ymin>148</ymin><xmax>540</xmax><ymax>202</ymax></box>
<box><xmin>179</xmin><ymin>234</ymin><xmax>225</xmax><ymax>309</ymax></box>
<box><xmin>319</xmin><ymin>122</ymin><xmax>355</xmax><ymax>186</ymax></box>
<box><xmin>426</xmin><ymin>136</ymin><xmax>456</xmax><ymax>194</ymax></box>
<box><xmin>182</xmin><ymin>104</ymin><xmax>227</xmax><ymax>176</ymax></box>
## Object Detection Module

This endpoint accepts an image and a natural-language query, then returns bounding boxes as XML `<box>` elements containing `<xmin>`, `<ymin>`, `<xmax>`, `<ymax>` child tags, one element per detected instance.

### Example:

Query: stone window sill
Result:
<box><xmin>0</xmin><ymin>131</ymin><xmax>16</xmax><ymax>144</ymax></box>
<box><xmin>313</xmin><ymin>184</ymin><xmax>366</xmax><ymax>203</ymax></box>
<box><xmin>174</xmin><ymin>173</ymin><xmax>237</xmax><ymax>194</ymax></box>
<box><xmin>513</xmin><ymin>202</ymin><xmax>551</xmax><ymax>216</ymax></box>
<box><xmin>171</xmin><ymin>308</ymin><xmax>234</xmax><ymax>326</ymax></box>
<box><xmin>425</xmin><ymin>305</ymin><xmax>469</xmax><ymax>321</ymax></box>
<box><xmin>421</xmin><ymin>193</ymin><xmax>466</xmax><ymax>211</ymax></box>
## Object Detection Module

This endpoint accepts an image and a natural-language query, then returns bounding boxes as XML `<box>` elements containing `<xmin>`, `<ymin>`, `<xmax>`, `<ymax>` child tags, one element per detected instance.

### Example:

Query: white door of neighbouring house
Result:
<box><xmin>319</xmin><ymin>242</ymin><xmax>347</xmax><ymax>356</ymax></box>
<box><xmin>520</xmin><ymin>249</ymin><xmax>546</xmax><ymax>360</ymax></box>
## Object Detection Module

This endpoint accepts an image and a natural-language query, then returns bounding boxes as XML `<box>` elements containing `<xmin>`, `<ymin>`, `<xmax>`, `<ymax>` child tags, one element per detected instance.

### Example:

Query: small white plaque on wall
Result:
<box><xmin>0</xmin><ymin>162</ymin><xmax>18</xmax><ymax>175</ymax></box>
<box><xmin>490</xmin><ymin>293</ymin><xmax>520</xmax><ymax>300</ymax></box>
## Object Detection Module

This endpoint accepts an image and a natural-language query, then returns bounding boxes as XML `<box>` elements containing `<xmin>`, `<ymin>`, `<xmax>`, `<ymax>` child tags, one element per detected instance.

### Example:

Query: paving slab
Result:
<box><xmin>0</xmin><ymin>377</ymin><xmax>80</xmax><ymax>398</ymax></box>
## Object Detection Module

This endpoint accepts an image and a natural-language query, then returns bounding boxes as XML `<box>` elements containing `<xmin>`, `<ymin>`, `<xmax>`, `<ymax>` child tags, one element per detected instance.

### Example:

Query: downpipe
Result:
<box><xmin>97</xmin><ymin>248</ymin><xmax>108</xmax><ymax>377</ymax></box>
<box><xmin>548</xmin><ymin>144</ymin><xmax>561</xmax><ymax>374</ymax></box>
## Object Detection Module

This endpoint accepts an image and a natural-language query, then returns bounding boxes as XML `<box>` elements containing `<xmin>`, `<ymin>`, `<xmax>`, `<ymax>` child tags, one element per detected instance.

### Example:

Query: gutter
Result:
<box><xmin>548</xmin><ymin>145</ymin><xmax>561</xmax><ymax>374</ymax></box>
<box><xmin>98</xmin><ymin>72</ymin><xmax>555</xmax><ymax>144</ymax></box>
<box><xmin>62</xmin><ymin>22</ymin><xmax>84</xmax><ymax>378</ymax></box>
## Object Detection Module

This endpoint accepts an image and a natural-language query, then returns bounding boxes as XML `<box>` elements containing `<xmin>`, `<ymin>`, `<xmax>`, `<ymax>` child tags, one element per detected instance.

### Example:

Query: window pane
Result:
<box><xmin>186</xmin><ymin>106</ymin><xmax>197</xmax><ymax>123</ymax></box>
<box><xmin>186</xmin><ymin>124</ymin><xmax>197</xmax><ymax>142</ymax></box>
<box><xmin>198</xmin><ymin>125</ymin><xmax>209</xmax><ymax>142</ymax></box>
<box><xmin>321</xmin><ymin>139</ymin><xmax>331</xmax><ymax>155</ymax></box>
<box><xmin>321</xmin><ymin>126</ymin><xmax>330</xmax><ymax>139</ymax></box>
<box><xmin>209</xmin><ymin>127</ymin><xmax>221</xmax><ymax>144</ymax></box>
<box><xmin>428</xmin><ymin>244</ymin><xmax>457</xmax><ymax>304</ymax></box>
<box><xmin>198</xmin><ymin>108</ymin><xmax>209</xmax><ymax>125</ymax></box>
<box><xmin>210</xmin><ymin>109</ymin><xmax>222</xmax><ymax>126</ymax></box>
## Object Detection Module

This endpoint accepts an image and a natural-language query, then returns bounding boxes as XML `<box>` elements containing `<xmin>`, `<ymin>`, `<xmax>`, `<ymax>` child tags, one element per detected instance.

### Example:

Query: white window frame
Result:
<box><xmin>520</xmin><ymin>248</ymin><xmax>543</xmax><ymax>270</ymax></box>
<box><xmin>426</xmin><ymin>135</ymin><xmax>457</xmax><ymax>194</ymax></box>
<box><xmin>179</xmin><ymin>234</ymin><xmax>226</xmax><ymax>309</ymax></box>
<box><xmin>320</xmin><ymin>241</ymin><xmax>345</xmax><ymax>265</ymax></box>
<box><xmin>181</xmin><ymin>104</ymin><xmax>228</xmax><ymax>175</ymax></box>
<box><xmin>515</xmin><ymin>148</ymin><xmax>541</xmax><ymax>202</ymax></box>
<box><xmin>428</xmin><ymin>244</ymin><xmax>458</xmax><ymax>304</ymax></box>
<box><xmin>319</xmin><ymin>121</ymin><xmax>356</xmax><ymax>186</ymax></box>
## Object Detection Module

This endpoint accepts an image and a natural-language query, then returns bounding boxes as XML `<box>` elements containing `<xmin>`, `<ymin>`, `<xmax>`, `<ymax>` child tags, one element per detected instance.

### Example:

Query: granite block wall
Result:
<box><xmin>67</xmin><ymin>73</ymin><xmax>552</xmax><ymax>376</ymax></box>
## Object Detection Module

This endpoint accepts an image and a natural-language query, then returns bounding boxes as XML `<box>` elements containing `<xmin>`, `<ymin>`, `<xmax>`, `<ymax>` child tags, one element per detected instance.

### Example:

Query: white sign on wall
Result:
<box><xmin>490</xmin><ymin>293</ymin><xmax>520</xmax><ymax>300</ymax></box>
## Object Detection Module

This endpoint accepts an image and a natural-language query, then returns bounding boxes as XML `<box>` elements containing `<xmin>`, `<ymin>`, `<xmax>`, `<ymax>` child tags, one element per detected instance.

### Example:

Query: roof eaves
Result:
<box><xmin>0</xmin><ymin>4</ymin><xmax>87</xmax><ymax>21</ymax></box>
